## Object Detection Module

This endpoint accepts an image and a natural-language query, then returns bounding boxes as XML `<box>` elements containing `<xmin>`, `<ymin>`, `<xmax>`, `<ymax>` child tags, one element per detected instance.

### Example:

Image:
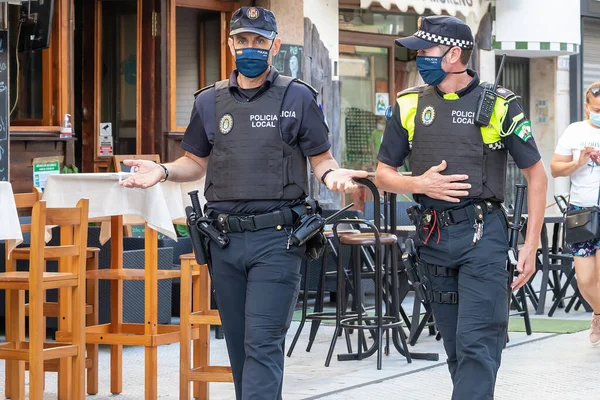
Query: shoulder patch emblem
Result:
<box><xmin>219</xmin><ymin>114</ymin><xmax>234</xmax><ymax>135</ymax></box>
<box><xmin>385</xmin><ymin>105</ymin><xmax>393</xmax><ymax>120</ymax></box>
<box><xmin>514</xmin><ymin>120</ymin><xmax>532</xmax><ymax>142</ymax></box>
<box><xmin>421</xmin><ymin>105</ymin><xmax>435</xmax><ymax>126</ymax></box>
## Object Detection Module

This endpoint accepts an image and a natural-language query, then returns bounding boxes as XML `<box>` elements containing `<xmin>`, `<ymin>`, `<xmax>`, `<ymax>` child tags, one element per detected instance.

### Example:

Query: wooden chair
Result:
<box><xmin>180</xmin><ymin>253</ymin><xmax>233</xmax><ymax>399</ymax></box>
<box><xmin>4</xmin><ymin>188</ymin><xmax>99</xmax><ymax>397</ymax></box>
<box><xmin>0</xmin><ymin>199</ymin><xmax>89</xmax><ymax>400</ymax></box>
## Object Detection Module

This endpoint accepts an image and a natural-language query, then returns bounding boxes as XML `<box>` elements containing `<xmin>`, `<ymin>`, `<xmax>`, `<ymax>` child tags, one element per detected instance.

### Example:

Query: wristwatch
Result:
<box><xmin>156</xmin><ymin>162</ymin><xmax>169</xmax><ymax>182</ymax></box>
<box><xmin>321</xmin><ymin>168</ymin><xmax>335</xmax><ymax>184</ymax></box>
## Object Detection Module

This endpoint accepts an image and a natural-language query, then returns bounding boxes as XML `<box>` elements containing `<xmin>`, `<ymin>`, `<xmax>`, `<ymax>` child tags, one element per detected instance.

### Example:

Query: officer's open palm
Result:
<box><xmin>418</xmin><ymin>160</ymin><xmax>471</xmax><ymax>203</ymax></box>
<box><xmin>119</xmin><ymin>160</ymin><xmax>164</xmax><ymax>189</ymax></box>
<box><xmin>325</xmin><ymin>168</ymin><xmax>369</xmax><ymax>193</ymax></box>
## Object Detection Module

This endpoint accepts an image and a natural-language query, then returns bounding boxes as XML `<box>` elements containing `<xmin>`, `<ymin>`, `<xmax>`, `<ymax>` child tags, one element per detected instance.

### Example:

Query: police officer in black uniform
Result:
<box><xmin>375</xmin><ymin>16</ymin><xmax>548</xmax><ymax>399</ymax></box>
<box><xmin>120</xmin><ymin>7</ymin><xmax>367</xmax><ymax>400</ymax></box>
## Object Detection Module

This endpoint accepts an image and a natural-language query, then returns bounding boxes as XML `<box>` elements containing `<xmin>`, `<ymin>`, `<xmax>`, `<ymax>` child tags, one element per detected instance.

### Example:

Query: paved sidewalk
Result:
<box><xmin>315</xmin><ymin>330</ymin><xmax>599</xmax><ymax>400</ymax></box>
<box><xmin>0</xmin><ymin>290</ymin><xmax>597</xmax><ymax>399</ymax></box>
<box><xmin>3</xmin><ymin>321</ymin><xmax>596</xmax><ymax>399</ymax></box>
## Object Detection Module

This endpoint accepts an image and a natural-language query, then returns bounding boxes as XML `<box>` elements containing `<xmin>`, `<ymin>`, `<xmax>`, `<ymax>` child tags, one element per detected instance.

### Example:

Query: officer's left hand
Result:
<box><xmin>324</xmin><ymin>169</ymin><xmax>369</xmax><ymax>193</ymax></box>
<box><xmin>511</xmin><ymin>244</ymin><xmax>536</xmax><ymax>291</ymax></box>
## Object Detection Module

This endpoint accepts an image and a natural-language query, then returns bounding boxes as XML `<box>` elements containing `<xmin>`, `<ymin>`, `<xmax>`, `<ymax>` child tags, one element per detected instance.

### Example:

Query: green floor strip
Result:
<box><xmin>508</xmin><ymin>318</ymin><xmax>590</xmax><ymax>334</ymax></box>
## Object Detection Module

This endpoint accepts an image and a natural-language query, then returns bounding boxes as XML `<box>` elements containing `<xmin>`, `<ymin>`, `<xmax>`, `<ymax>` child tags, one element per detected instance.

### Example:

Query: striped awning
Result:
<box><xmin>360</xmin><ymin>0</ymin><xmax>491</xmax><ymax>24</ymax></box>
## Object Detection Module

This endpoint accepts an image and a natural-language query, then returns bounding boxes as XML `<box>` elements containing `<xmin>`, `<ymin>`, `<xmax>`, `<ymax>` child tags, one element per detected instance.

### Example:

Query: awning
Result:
<box><xmin>360</xmin><ymin>0</ymin><xmax>491</xmax><ymax>29</ymax></box>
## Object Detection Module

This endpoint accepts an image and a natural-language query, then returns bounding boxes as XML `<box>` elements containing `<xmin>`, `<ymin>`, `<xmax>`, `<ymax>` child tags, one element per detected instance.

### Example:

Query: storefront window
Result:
<box><xmin>340</xmin><ymin>46</ymin><xmax>389</xmax><ymax>172</ymax></box>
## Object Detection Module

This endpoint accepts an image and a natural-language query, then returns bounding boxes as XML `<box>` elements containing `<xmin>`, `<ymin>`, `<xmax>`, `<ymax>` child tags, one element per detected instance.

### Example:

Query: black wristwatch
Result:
<box><xmin>156</xmin><ymin>163</ymin><xmax>169</xmax><ymax>182</ymax></box>
<box><xmin>321</xmin><ymin>168</ymin><xmax>335</xmax><ymax>184</ymax></box>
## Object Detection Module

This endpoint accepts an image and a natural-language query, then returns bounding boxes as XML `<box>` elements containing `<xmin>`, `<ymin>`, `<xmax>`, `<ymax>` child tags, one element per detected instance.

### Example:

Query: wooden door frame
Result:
<box><xmin>167</xmin><ymin>0</ymin><xmax>238</xmax><ymax>133</ymax></box>
<box><xmin>93</xmin><ymin>0</ymin><xmax>154</xmax><ymax>164</ymax></box>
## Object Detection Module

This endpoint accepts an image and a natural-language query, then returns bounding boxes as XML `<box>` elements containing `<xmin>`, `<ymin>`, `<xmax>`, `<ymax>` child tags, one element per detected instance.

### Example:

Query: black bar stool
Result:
<box><xmin>325</xmin><ymin>178</ymin><xmax>438</xmax><ymax>369</ymax></box>
<box><xmin>287</xmin><ymin>228</ymin><xmax>360</xmax><ymax>357</ymax></box>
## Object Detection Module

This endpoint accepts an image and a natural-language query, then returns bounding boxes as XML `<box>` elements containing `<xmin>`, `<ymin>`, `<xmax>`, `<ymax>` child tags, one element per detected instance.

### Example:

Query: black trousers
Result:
<box><xmin>210</xmin><ymin>227</ymin><xmax>305</xmax><ymax>400</ymax></box>
<box><xmin>418</xmin><ymin>208</ymin><xmax>510</xmax><ymax>400</ymax></box>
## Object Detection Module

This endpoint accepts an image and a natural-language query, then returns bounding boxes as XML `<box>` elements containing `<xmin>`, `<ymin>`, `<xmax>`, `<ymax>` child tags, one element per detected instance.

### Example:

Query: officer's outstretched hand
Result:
<box><xmin>324</xmin><ymin>168</ymin><xmax>369</xmax><ymax>193</ymax></box>
<box><xmin>119</xmin><ymin>160</ymin><xmax>165</xmax><ymax>189</ymax></box>
<box><xmin>417</xmin><ymin>160</ymin><xmax>470</xmax><ymax>203</ymax></box>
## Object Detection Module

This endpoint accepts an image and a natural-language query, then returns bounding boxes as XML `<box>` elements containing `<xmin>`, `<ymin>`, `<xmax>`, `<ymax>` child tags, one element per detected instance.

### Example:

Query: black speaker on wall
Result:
<box><xmin>18</xmin><ymin>0</ymin><xmax>55</xmax><ymax>52</ymax></box>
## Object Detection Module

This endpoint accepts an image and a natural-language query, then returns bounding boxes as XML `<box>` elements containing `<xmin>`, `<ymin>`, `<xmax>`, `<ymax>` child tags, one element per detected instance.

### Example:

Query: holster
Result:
<box><xmin>402</xmin><ymin>239</ymin><xmax>459</xmax><ymax>305</ymax></box>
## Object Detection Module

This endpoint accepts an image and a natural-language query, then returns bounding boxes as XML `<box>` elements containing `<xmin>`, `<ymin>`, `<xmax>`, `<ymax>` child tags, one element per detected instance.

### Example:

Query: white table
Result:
<box><xmin>0</xmin><ymin>181</ymin><xmax>23</xmax><ymax>258</ymax></box>
<box><xmin>41</xmin><ymin>173</ymin><xmax>206</xmax><ymax>400</ymax></box>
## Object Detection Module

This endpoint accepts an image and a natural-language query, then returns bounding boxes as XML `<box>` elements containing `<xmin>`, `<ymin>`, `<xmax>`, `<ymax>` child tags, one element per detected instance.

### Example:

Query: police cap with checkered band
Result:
<box><xmin>230</xmin><ymin>7</ymin><xmax>278</xmax><ymax>40</ymax></box>
<box><xmin>395</xmin><ymin>16</ymin><xmax>474</xmax><ymax>50</ymax></box>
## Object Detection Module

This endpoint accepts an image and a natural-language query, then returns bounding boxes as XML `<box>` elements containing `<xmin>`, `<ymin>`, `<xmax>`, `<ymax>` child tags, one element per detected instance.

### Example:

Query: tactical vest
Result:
<box><xmin>203</xmin><ymin>76</ymin><xmax>308</xmax><ymax>202</ymax></box>
<box><xmin>405</xmin><ymin>84</ymin><xmax>510</xmax><ymax>202</ymax></box>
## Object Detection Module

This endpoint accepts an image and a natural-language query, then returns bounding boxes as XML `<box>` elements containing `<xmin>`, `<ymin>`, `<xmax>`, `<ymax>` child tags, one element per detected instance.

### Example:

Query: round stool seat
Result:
<box><xmin>340</xmin><ymin>232</ymin><xmax>398</xmax><ymax>246</ymax></box>
<box><xmin>324</xmin><ymin>229</ymin><xmax>361</xmax><ymax>239</ymax></box>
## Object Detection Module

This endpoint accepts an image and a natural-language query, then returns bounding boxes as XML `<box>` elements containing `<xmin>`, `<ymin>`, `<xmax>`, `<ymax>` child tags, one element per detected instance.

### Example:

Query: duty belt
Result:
<box><xmin>436</xmin><ymin>200</ymin><xmax>500</xmax><ymax>227</ymax></box>
<box><xmin>209</xmin><ymin>207</ymin><xmax>304</xmax><ymax>234</ymax></box>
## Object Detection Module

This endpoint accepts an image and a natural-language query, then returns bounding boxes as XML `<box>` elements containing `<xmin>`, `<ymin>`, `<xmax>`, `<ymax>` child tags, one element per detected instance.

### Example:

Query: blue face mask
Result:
<box><xmin>416</xmin><ymin>48</ymin><xmax>465</xmax><ymax>86</ymax></box>
<box><xmin>590</xmin><ymin>111</ymin><xmax>600</xmax><ymax>128</ymax></box>
<box><xmin>235</xmin><ymin>47</ymin><xmax>271</xmax><ymax>78</ymax></box>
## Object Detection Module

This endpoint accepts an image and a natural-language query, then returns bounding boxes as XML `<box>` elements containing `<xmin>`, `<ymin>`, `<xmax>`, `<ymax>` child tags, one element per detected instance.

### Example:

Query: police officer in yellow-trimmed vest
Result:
<box><xmin>375</xmin><ymin>16</ymin><xmax>548</xmax><ymax>399</ymax></box>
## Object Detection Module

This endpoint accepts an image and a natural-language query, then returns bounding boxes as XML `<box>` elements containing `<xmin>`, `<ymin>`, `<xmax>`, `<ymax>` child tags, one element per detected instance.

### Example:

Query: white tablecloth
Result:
<box><xmin>42</xmin><ymin>173</ymin><xmax>206</xmax><ymax>244</ymax></box>
<box><xmin>0</xmin><ymin>182</ymin><xmax>24</xmax><ymax>257</ymax></box>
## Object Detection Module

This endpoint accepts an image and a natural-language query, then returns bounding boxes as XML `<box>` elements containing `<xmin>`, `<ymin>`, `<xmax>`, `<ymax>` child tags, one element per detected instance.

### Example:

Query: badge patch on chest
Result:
<box><xmin>219</xmin><ymin>114</ymin><xmax>234</xmax><ymax>135</ymax></box>
<box><xmin>421</xmin><ymin>105</ymin><xmax>435</xmax><ymax>126</ymax></box>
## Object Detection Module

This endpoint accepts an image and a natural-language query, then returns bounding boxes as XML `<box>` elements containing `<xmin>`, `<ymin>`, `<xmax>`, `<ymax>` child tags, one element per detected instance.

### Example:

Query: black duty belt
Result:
<box><xmin>436</xmin><ymin>200</ymin><xmax>501</xmax><ymax>228</ymax></box>
<box><xmin>209</xmin><ymin>207</ymin><xmax>303</xmax><ymax>234</ymax></box>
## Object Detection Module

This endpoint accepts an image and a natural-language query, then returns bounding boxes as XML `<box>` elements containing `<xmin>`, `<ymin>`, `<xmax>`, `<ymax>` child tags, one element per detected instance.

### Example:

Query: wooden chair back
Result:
<box><xmin>30</xmin><ymin>199</ymin><xmax>90</xmax><ymax>279</ymax></box>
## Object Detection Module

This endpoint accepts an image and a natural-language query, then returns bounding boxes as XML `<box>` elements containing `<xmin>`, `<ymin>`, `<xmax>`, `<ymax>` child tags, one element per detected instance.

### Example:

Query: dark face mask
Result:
<box><xmin>416</xmin><ymin>47</ymin><xmax>452</xmax><ymax>86</ymax></box>
<box><xmin>234</xmin><ymin>41</ymin><xmax>273</xmax><ymax>78</ymax></box>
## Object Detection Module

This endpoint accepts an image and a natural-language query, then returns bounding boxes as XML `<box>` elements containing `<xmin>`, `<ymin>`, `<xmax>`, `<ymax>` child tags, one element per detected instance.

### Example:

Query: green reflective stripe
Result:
<box><xmin>443</xmin><ymin>93</ymin><xmax>459</xmax><ymax>100</ymax></box>
<box><xmin>397</xmin><ymin>93</ymin><xmax>418</xmax><ymax>141</ymax></box>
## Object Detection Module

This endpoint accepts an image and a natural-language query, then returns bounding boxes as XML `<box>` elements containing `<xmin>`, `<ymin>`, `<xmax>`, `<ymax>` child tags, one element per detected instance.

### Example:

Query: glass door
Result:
<box><xmin>339</xmin><ymin>45</ymin><xmax>389</xmax><ymax>172</ymax></box>
<box><xmin>100</xmin><ymin>0</ymin><xmax>138</xmax><ymax>156</ymax></box>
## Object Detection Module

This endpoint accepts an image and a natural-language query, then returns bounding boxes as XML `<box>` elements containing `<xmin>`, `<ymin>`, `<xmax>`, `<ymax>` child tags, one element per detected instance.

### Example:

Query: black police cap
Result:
<box><xmin>230</xmin><ymin>7</ymin><xmax>278</xmax><ymax>40</ymax></box>
<box><xmin>396</xmin><ymin>16</ymin><xmax>474</xmax><ymax>50</ymax></box>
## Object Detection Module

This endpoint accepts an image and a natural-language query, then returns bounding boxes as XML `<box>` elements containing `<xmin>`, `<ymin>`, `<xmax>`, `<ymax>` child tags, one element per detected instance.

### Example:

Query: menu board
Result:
<box><xmin>0</xmin><ymin>30</ymin><xmax>8</xmax><ymax>181</ymax></box>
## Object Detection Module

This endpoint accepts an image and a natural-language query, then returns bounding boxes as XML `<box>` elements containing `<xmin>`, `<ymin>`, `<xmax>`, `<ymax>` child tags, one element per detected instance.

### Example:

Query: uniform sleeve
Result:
<box><xmin>555</xmin><ymin>124</ymin><xmax>574</xmax><ymax>156</ymax></box>
<box><xmin>296</xmin><ymin>85</ymin><xmax>331</xmax><ymax>157</ymax></box>
<box><xmin>377</xmin><ymin>103</ymin><xmax>411</xmax><ymax>167</ymax></box>
<box><xmin>502</xmin><ymin>99</ymin><xmax>541</xmax><ymax>170</ymax></box>
<box><xmin>181</xmin><ymin>93</ymin><xmax>213</xmax><ymax>158</ymax></box>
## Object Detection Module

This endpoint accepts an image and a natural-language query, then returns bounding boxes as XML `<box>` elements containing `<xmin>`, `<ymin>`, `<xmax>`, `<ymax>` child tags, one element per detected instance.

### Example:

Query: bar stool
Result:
<box><xmin>0</xmin><ymin>199</ymin><xmax>89</xmax><ymax>399</ymax></box>
<box><xmin>286</xmin><ymin>228</ymin><xmax>360</xmax><ymax>357</ymax></box>
<box><xmin>4</xmin><ymin>188</ymin><xmax>100</xmax><ymax>397</ymax></box>
<box><xmin>325</xmin><ymin>178</ymin><xmax>438</xmax><ymax>369</ymax></box>
<box><xmin>180</xmin><ymin>253</ymin><xmax>233</xmax><ymax>400</ymax></box>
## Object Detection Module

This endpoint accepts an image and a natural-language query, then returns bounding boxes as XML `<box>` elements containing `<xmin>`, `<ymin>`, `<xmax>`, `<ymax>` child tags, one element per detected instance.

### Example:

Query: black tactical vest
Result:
<box><xmin>204</xmin><ymin>76</ymin><xmax>308</xmax><ymax>202</ymax></box>
<box><xmin>410</xmin><ymin>85</ymin><xmax>507</xmax><ymax>202</ymax></box>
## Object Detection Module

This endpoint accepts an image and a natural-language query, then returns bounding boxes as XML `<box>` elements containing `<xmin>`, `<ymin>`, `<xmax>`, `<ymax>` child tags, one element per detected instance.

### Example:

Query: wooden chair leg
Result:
<box><xmin>193</xmin><ymin>266</ymin><xmax>205</xmax><ymax>399</ymax></box>
<box><xmin>29</xmin><ymin>287</ymin><xmax>45</xmax><ymax>400</ymax></box>
<box><xmin>195</xmin><ymin>266</ymin><xmax>211</xmax><ymax>399</ymax></box>
<box><xmin>180</xmin><ymin>259</ymin><xmax>191</xmax><ymax>400</ymax></box>
<box><xmin>6</xmin><ymin>289</ymin><xmax>25</xmax><ymax>400</ymax></box>
<box><xmin>86</xmin><ymin>255</ymin><xmax>99</xmax><ymax>395</ymax></box>
<box><xmin>72</xmin><ymin>276</ymin><xmax>86</xmax><ymax>399</ymax></box>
